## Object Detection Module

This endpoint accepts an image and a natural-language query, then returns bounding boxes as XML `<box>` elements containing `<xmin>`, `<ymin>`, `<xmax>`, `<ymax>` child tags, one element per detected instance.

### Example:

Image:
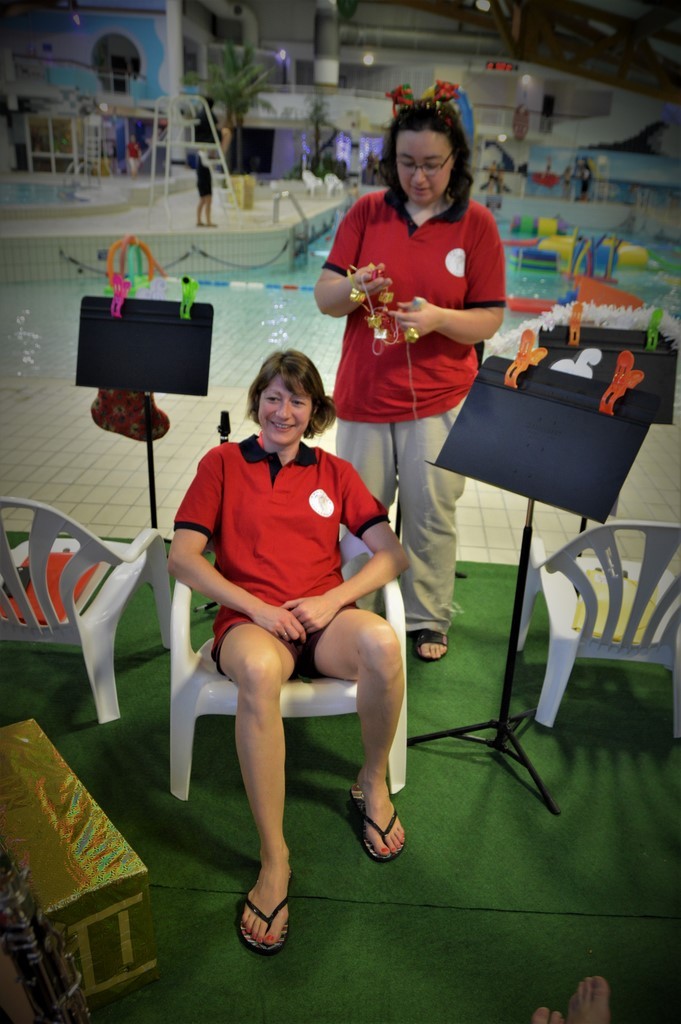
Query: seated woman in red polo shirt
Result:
<box><xmin>168</xmin><ymin>349</ymin><xmax>408</xmax><ymax>958</ymax></box>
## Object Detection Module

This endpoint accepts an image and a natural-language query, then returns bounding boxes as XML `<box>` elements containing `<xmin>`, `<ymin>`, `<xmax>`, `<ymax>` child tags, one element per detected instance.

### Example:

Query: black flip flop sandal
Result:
<box><xmin>239</xmin><ymin>885</ymin><xmax>290</xmax><ymax>956</ymax></box>
<box><xmin>349</xmin><ymin>784</ymin><xmax>404</xmax><ymax>862</ymax></box>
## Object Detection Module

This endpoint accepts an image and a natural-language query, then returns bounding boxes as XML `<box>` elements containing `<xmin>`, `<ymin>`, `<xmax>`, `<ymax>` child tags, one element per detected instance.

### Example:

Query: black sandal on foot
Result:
<box><xmin>239</xmin><ymin>885</ymin><xmax>290</xmax><ymax>956</ymax></box>
<box><xmin>349</xmin><ymin>784</ymin><xmax>404</xmax><ymax>863</ymax></box>
<box><xmin>413</xmin><ymin>629</ymin><xmax>448</xmax><ymax>662</ymax></box>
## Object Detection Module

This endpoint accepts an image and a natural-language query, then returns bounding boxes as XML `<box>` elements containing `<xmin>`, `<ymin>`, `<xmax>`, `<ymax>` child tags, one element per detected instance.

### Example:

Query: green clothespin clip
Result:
<box><xmin>645</xmin><ymin>308</ymin><xmax>663</xmax><ymax>351</ymax></box>
<box><xmin>180</xmin><ymin>275</ymin><xmax>199</xmax><ymax>319</ymax></box>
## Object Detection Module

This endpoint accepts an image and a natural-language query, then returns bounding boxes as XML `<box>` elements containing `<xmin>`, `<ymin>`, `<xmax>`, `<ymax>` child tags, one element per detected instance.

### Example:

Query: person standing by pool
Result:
<box><xmin>574</xmin><ymin>158</ymin><xmax>592</xmax><ymax>202</ymax></box>
<box><xmin>126</xmin><ymin>135</ymin><xmax>141</xmax><ymax>178</ymax></box>
<box><xmin>314</xmin><ymin>82</ymin><xmax>506</xmax><ymax>662</ymax></box>
<box><xmin>195</xmin><ymin>150</ymin><xmax>216</xmax><ymax>227</ymax></box>
<box><xmin>579</xmin><ymin>159</ymin><xmax>592</xmax><ymax>201</ymax></box>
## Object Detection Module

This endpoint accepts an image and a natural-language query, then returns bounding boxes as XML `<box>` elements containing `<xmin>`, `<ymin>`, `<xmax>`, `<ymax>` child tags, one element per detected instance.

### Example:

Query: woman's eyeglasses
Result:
<box><xmin>396</xmin><ymin>152</ymin><xmax>454</xmax><ymax>177</ymax></box>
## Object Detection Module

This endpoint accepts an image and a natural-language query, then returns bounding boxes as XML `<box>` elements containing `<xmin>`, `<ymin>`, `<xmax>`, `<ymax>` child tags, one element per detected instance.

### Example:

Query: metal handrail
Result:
<box><xmin>271</xmin><ymin>189</ymin><xmax>308</xmax><ymax>227</ymax></box>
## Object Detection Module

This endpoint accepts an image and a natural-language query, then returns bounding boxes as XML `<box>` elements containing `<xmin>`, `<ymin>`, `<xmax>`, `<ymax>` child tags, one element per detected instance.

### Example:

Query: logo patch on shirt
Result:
<box><xmin>445</xmin><ymin>248</ymin><xmax>466</xmax><ymax>277</ymax></box>
<box><xmin>309</xmin><ymin>489</ymin><xmax>335</xmax><ymax>518</ymax></box>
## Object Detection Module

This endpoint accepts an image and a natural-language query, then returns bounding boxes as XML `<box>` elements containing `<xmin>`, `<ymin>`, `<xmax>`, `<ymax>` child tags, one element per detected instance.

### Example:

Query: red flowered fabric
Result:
<box><xmin>91</xmin><ymin>389</ymin><xmax>170</xmax><ymax>441</ymax></box>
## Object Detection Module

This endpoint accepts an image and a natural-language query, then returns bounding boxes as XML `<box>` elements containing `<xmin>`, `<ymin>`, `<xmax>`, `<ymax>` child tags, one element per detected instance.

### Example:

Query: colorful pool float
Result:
<box><xmin>509</xmin><ymin>247</ymin><xmax>560</xmax><ymax>272</ymax></box>
<box><xmin>511</xmin><ymin>214</ymin><xmax>571</xmax><ymax>236</ymax></box>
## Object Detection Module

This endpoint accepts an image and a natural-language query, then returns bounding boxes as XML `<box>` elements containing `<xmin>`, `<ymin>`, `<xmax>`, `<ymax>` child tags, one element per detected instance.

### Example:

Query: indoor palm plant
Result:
<box><xmin>204</xmin><ymin>41</ymin><xmax>274</xmax><ymax>174</ymax></box>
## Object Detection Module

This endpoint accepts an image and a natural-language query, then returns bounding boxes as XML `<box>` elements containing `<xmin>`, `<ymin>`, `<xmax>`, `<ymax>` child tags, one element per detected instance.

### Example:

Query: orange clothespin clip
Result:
<box><xmin>110</xmin><ymin>274</ymin><xmax>131</xmax><ymax>318</ymax></box>
<box><xmin>568</xmin><ymin>301</ymin><xmax>583</xmax><ymax>346</ymax></box>
<box><xmin>599</xmin><ymin>350</ymin><xmax>645</xmax><ymax>415</ymax></box>
<box><xmin>504</xmin><ymin>329</ymin><xmax>548</xmax><ymax>388</ymax></box>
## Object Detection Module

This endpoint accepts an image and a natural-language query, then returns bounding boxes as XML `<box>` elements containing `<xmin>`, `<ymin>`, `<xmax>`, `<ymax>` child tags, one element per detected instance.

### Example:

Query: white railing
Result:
<box><xmin>272</xmin><ymin>188</ymin><xmax>308</xmax><ymax>230</ymax></box>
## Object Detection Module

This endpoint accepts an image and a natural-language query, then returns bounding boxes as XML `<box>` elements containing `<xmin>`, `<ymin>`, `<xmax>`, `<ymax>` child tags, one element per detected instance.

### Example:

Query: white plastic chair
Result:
<box><xmin>517</xmin><ymin>520</ymin><xmax>681</xmax><ymax>736</ymax></box>
<box><xmin>302</xmin><ymin>169</ymin><xmax>323</xmax><ymax>196</ymax></box>
<box><xmin>0</xmin><ymin>496</ymin><xmax>171</xmax><ymax>724</ymax></box>
<box><xmin>170</xmin><ymin>531</ymin><xmax>407</xmax><ymax>800</ymax></box>
<box><xmin>324</xmin><ymin>173</ymin><xmax>344</xmax><ymax>196</ymax></box>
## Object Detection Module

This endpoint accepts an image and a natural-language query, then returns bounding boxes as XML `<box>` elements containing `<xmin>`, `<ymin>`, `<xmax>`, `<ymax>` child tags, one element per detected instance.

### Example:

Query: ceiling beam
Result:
<box><xmin>488</xmin><ymin>0</ymin><xmax>519</xmax><ymax>60</ymax></box>
<box><xmin>517</xmin><ymin>0</ymin><xmax>680</xmax><ymax>102</ymax></box>
<box><xmin>634</xmin><ymin>6</ymin><xmax>679</xmax><ymax>37</ymax></box>
<box><xmin>365</xmin><ymin>0</ymin><xmax>681</xmax><ymax>103</ymax></box>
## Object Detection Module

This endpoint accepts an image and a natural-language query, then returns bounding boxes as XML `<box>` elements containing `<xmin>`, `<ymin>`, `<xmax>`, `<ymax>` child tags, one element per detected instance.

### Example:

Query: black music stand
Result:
<box><xmin>76</xmin><ymin>296</ymin><xmax>213</xmax><ymax>528</ymax></box>
<box><xmin>408</xmin><ymin>355</ymin><xmax>659</xmax><ymax>814</ymax></box>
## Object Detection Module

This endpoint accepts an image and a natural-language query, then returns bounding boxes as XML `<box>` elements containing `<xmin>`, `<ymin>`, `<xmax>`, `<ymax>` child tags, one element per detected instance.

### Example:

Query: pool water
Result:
<box><xmin>495</xmin><ymin>213</ymin><xmax>681</xmax><ymax>317</ymax></box>
<box><xmin>1</xmin><ymin>244</ymin><xmax>679</xmax><ymax>390</ymax></box>
<box><xmin>1</xmin><ymin>255</ymin><xmax>344</xmax><ymax>389</ymax></box>
<box><xmin>0</xmin><ymin>182</ymin><xmax>90</xmax><ymax>206</ymax></box>
<box><xmin>505</xmin><ymin>262</ymin><xmax>681</xmax><ymax>320</ymax></box>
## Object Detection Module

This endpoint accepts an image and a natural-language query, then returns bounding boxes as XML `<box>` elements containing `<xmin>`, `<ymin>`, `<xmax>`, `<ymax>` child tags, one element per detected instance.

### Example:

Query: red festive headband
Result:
<box><xmin>386</xmin><ymin>80</ymin><xmax>461</xmax><ymax>121</ymax></box>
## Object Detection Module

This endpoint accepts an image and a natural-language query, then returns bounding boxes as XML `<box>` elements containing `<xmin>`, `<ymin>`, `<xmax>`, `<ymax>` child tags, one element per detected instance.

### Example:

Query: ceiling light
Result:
<box><xmin>475</xmin><ymin>0</ymin><xmax>491</xmax><ymax>11</ymax></box>
<box><xmin>363</xmin><ymin>53</ymin><xmax>375</xmax><ymax>66</ymax></box>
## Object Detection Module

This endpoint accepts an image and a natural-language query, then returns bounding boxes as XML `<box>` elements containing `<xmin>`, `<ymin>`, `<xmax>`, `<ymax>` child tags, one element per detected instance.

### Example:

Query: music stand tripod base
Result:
<box><xmin>407</xmin><ymin>714</ymin><xmax>559</xmax><ymax>814</ymax></box>
<box><xmin>408</xmin><ymin>355</ymin><xmax>658</xmax><ymax>814</ymax></box>
<box><xmin>408</xmin><ymin>502</ymin><xmax>560</xmax><ymax>815</ymax></box>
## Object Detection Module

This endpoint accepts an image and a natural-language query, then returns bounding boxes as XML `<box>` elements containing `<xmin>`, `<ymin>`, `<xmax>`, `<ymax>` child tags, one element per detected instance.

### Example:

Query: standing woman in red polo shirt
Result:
<box><xmin>168</xmin><ymin>350</ymin><xmax>407</xmax><ymax>958</ymax></box>
<box><xmin>314</xmin><ymin>83</ymin><xmax>506</xmax><ymax>663</ymax></box>
<box><xmin>126</xmin><ymin>134</ymin><xmax>141</xmax><ymax>178</ymax></box>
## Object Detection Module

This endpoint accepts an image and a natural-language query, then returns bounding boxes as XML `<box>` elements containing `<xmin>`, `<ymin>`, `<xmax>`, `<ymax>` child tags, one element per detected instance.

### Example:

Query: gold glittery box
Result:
<box><xmin>0</xmin><ymin>719</ymin><xmax>158</xmax><ymax>1011</ymax></box>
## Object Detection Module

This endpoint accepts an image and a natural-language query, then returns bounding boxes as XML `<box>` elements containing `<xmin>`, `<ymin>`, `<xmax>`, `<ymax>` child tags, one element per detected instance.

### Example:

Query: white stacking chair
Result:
<box><xmin>0</xmin><ymin>496</ymin><xmax>171</xmax><ymax>724</ymax></box>
<box><xmin>517</xmin><ymin>520</ymin><xmax>681</xmax><ymax>736</ymax></box>
<box><xmin>170</xmin><ymin>531</ymin><xmax>407</xmax><ymax>800</ymax></box>
<box><xmin>324</xmin><ymin>173</ymin><xmax>344</xmax><ymax>196</ymax></box>
<box><xmin>302</xmin><ymin>169</ymin><xmax>323</xmax><ymax>196</ymax></box>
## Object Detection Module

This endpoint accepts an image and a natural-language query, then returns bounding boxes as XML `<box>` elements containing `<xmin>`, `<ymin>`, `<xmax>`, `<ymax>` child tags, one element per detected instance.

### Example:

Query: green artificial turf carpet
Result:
<box><xmin>1</xmin><ymin>561</ymin><xmax>679</xmax><ymax>1023</ymax></box>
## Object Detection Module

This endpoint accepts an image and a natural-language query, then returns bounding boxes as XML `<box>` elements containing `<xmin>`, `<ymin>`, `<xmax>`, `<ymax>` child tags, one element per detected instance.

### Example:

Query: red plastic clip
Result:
<box><xmin>568</xmin><ymin>301</ymin><xmax>583</xmax><ymax>346</ymax></box>
<box><xmin>599</xmin><ymin>350</ymin><xmax>645</xmax><ymax>415</ymax></box>
<box><xmin>110</xmin><ymin>274</ymin><xmax>132</xmax><ymax>318</ymax></box>
<box><xmin>504</xmin><ymin>329</ymin><xmax>548</xmax><ymax>388</ymax></box>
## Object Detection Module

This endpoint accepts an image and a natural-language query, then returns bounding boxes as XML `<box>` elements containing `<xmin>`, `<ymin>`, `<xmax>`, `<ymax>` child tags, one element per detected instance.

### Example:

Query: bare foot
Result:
<box><xmin>353</xmin><ymin>778</ymin><xmax>405</xmax><ymax>857</ymax></box>
<box><xmin>567</xmin><ymin>977</ymin><xmax>610</xmax><ymax>1024</ymax></box>
<box><xmin>240</xmin><ymin>860</ymin><xmax>290</xmax><ymax>948</ymax></box>
<box><xmin>532</xmin><ymin>977</ymin><xmax>611</xmax><ymax>1024</ymax></box>
<box><xmin>531</xmin><ymin>1011</ymin><xmax>563</xmax><ymax>1024</ymax></box>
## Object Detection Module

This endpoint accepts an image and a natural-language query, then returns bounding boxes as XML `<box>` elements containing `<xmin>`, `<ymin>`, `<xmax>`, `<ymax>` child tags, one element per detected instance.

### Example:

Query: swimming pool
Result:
<box><xmin>0</xmin><ymin>260</ymin><xmax>344</xmax><ymax>390</ymax></box>
<box><xmin>0</xmin><ymin>182</ymin><xmax>91</xmax><ymax>207</ymax></box>
<box><xmin>1</xmin><ymin>242</ymin><xmax>679</xmax><ymax>399</ymax></box>
<box><xmin>504</xmin><ymin>261</ymin><xmax>681</xmax><ymax>320</ymax></box>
